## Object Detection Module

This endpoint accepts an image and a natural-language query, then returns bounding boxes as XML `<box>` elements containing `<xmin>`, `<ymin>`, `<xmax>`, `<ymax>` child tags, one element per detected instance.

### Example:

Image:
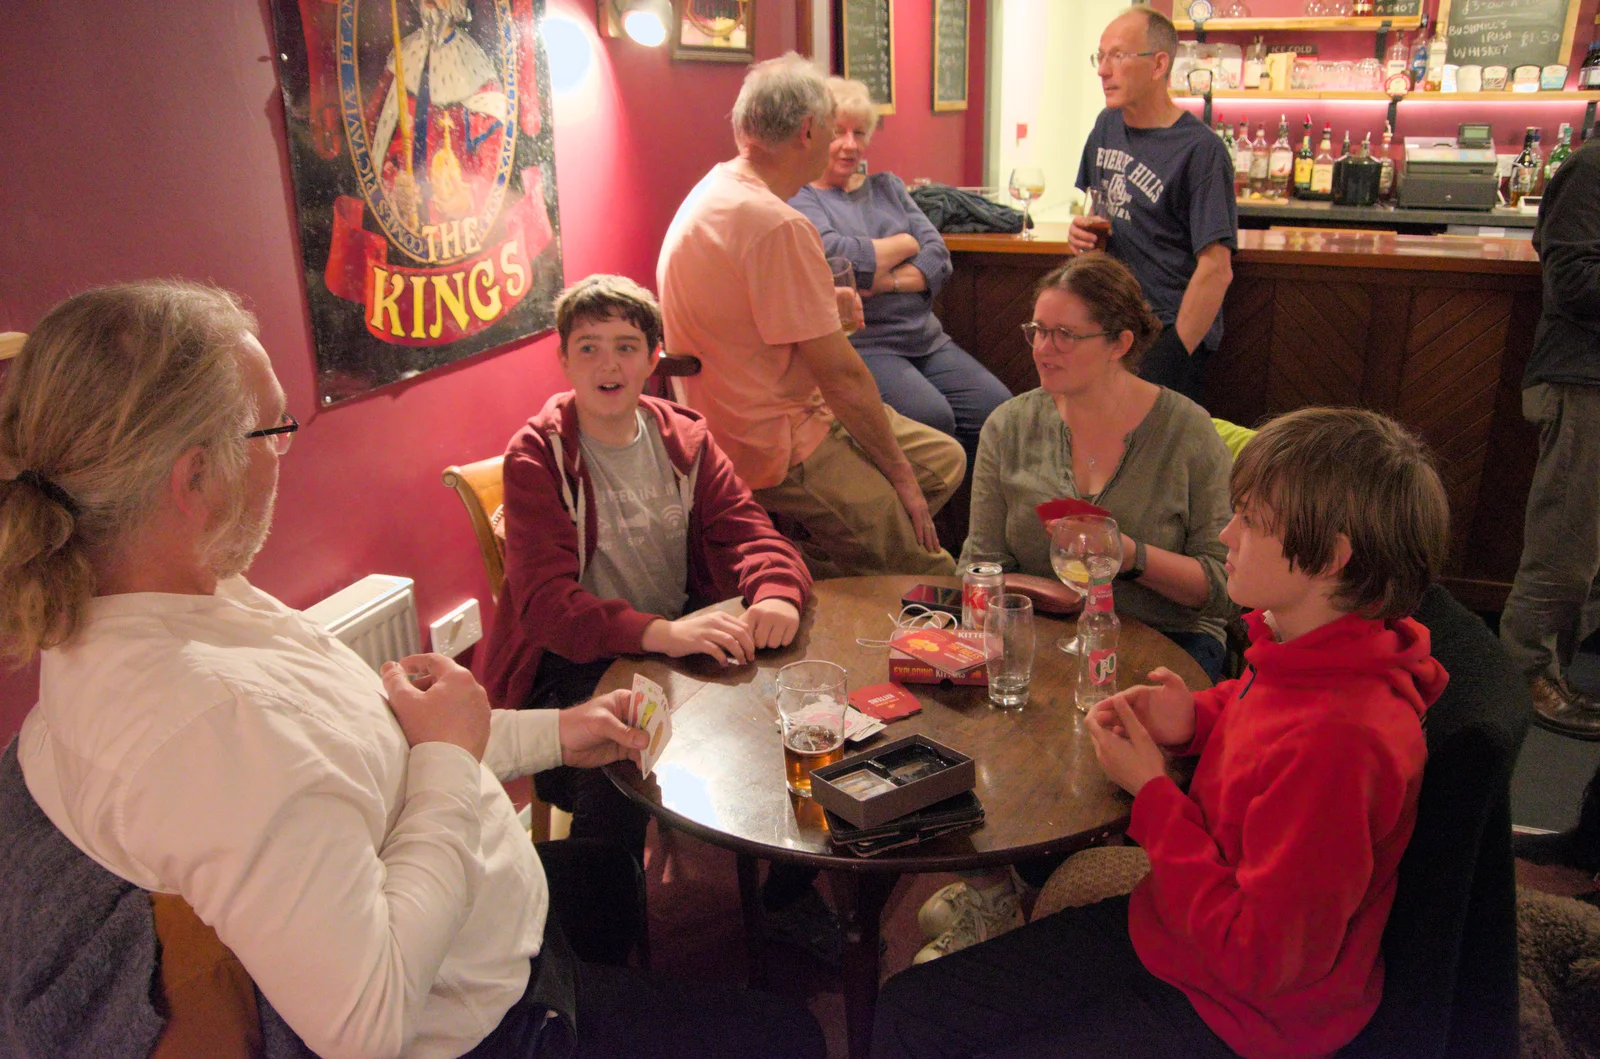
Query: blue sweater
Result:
<box><xmin>790</xmin><ymin>172</ymin><xmax>957</xmax><ymax>360</ymax></box>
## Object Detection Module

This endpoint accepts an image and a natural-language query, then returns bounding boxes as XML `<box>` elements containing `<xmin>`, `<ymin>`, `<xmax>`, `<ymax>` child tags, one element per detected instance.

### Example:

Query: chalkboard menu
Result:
<box><xmin>933</xmin><ymin>0</ymin><xmax>969</xmax><ymax>112</ymax></box>
<box><xmin>1439</xmin><ymin>0</ymin><xmax>1580</xmax><ymax>70</ymax></box>
<box><xmin>843</xmin><ymin>0</ymin><xmax>896</xmax><ymax>114</ymax></box>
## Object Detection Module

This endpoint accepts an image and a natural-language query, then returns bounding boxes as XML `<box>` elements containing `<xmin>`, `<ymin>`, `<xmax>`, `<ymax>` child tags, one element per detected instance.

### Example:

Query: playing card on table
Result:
<box><xmin>631</xmin><ymin>673</ymin><xmax>672</xmax><ymax>776</ymax></box>
<box><xmin>843</xmin><ymin>707</ymin><xmax>886</xmax><ymax>744</ymax></box>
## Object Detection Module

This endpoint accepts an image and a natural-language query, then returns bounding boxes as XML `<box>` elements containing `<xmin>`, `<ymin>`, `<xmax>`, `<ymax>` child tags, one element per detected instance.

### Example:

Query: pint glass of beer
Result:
<box><xmin>776</xmin><ymin>660</ymin><xmax>849</xmax><ymax>797</ymax></box>
<box><xmin>1080</xmin><ymin>188</ymin><xmax>1112</xmax><ymax>250</ymax></box>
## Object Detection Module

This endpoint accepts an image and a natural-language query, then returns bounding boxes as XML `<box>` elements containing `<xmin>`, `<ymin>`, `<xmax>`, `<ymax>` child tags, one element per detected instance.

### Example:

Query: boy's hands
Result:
<box><xmin>382</xmin><ymin>654</ymin><xmax>491</xmax><ymax>761</ymax></box>
<box><xmin>559</xmin><ymin>689</ymin><xmax>650</xmax><ymax>768</ymax></box>
<box><xmin>1087</xmin><ymin>667</ymin><xmax>1196</xmax><ymax>748</ymax></box>
<box><xmin>642</xmin><ymin>611</ymin><xmax>756</xmax><ymax>665</ymax></box>
<box><xmin>1086</xmin><ymin>699</ymin><xmax>1168</xmax><ymax>796</ymax></box>
<box><xmin>741</xmin><ymin>598</ymin><xmax>801</xmax><ymax>649</ymax></box>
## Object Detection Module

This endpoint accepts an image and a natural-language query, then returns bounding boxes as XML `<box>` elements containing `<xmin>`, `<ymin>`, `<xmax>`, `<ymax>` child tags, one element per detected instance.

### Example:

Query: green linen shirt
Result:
<box><xmin>960</xmin><ymin>386</ymin><xmax>1234</xmax><ymax>645</ymax></box>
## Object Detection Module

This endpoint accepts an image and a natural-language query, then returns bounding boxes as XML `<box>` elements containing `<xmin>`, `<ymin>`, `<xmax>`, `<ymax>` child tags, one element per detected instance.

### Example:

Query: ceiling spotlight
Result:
<box><xmin>598</xmin><ymin>0</ymin><xmax>673</xmax><ymax>47</ymax></box>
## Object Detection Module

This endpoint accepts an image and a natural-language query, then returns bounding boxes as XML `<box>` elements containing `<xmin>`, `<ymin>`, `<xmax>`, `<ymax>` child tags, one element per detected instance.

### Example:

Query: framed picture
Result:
<box><xmin>266</xmin><ymin>0</ymin><xmax>563</xmax><ymax>406</ymax></box>
<box><xmin>933</xmin><ymin>0</ymin><xmax>968</xmax><ymax>112</ymax></box>
<box><xmin>670</xmin><ymin>0</ymin><xmax>756</xmax><ymax>63</ymax></box>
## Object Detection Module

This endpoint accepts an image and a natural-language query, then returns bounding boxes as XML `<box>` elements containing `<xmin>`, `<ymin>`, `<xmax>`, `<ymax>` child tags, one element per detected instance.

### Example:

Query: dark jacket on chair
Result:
<box><xmin>1337</xmin><ymin>584</ymin><xmax>1530</xmax><ymax>1059</ymax></box>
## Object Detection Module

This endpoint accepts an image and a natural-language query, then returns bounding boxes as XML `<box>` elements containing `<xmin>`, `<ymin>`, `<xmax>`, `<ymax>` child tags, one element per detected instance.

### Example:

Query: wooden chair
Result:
<box><xmin>441</xmin><ymin>456</ymin><xmax>507</xmax><ymax>605</ymax></box>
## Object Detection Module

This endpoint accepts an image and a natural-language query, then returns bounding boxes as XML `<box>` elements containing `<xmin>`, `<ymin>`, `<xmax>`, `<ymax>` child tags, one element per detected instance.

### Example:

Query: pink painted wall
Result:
<box><xmin>0</xmin><ymin>0</ymin><xmax>985</xmax><ymax>743</ymax></box>
<box><xmin>1153</xmin><ymin>0</ymin><xmax>1599</xmax><ymax>152</ymax></box>
<box><xmin>858</xmin><ymin>0</ymin><xmax>990</xmax><ymax>186</ymax></box>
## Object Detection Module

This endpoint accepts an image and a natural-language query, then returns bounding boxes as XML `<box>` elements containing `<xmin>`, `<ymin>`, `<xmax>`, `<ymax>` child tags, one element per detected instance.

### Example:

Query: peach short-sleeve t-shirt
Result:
<box><xmin>657</xmin><ymin>162</ymin><xmax>841</xmax><ymax>490</ymax></box>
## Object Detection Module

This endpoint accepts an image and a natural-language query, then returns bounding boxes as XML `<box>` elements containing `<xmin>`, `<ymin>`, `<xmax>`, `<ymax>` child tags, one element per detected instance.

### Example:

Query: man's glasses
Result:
<box><xmin>1021</xmin><ymin>323</ymin><xmax>1116</xmax><ymax>349</ymax></box>
<box><xmin>245</xmin><ymin>412</ymin><xmax>299</xmax><ymax>455</ymax></box>
<box><xmin>1089</xmin><ymin>49</ymin><xmax>1158</xmax><ymax>68</ymax></box>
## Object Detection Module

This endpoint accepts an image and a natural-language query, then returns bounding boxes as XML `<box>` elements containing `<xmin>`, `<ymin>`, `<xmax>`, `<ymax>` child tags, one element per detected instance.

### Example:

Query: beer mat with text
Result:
<box><xmin>888</xmin><ymin>627</ymin><xmax>993</xmax><ymax>676</ymax></box>
<box><xmin>848</xmin><ymin>682</ymin><xmax>923</xmax><ymax>722</ymax></box>
<box><xmin>1036</xmin><ymin>497</ymin><xmax>1111</xmax><ymax>527</ymax></box>
<box><xmin>630</xmin><ymin>673</ymin><xmax>672</xmax><ymax>777</ymax></box>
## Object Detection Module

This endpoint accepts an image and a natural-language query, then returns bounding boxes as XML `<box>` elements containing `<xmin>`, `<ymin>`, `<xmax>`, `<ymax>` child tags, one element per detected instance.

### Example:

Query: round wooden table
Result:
<box><xmin>599</xmin><ymin>575</ymin><xmax>1210</xmax><ymax>1059</ymax></box>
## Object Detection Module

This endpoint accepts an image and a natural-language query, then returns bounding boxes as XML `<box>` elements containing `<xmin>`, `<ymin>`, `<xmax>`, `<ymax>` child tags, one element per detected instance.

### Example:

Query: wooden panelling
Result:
<box><xmin>938</xmin><ymin>245</ymin><xmax>1543</xmax><ymax>609</ymax></box>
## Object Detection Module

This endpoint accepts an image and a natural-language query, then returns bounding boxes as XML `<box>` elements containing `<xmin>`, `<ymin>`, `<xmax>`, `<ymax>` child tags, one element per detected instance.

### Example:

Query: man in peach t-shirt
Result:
<box><xmin>657</xmin><ymin>53</ymin><xmax>963</xmax><ymax>578</ymax></box>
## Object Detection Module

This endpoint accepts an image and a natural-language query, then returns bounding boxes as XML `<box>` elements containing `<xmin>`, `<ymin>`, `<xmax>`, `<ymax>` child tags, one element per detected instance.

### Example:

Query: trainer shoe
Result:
<box><xmin>912</xmin><ymin>880</ymin><xmax>1023</xmax><ymax>964</ymax></box>
<box><xmin>917</xmin><ymin>880</ymin><xmax>972</xmax><ymax>940</ymax></box>
<box><xmin>1531</xmin><ymin>676</ymin><xmax>1600</xmax><ymax>741</ymax></box>
<box><xmin>762</xmin><ymin>887</ymin><xmax>845</xmax><ymax>968</ymax></box>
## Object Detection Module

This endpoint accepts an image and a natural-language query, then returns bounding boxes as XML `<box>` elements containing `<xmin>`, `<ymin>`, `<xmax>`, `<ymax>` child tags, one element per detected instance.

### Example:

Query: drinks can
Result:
<box><xmin>962</xmin><ymin>562</ymin><xmax>1005</xmax><ymax>630</ymax></box>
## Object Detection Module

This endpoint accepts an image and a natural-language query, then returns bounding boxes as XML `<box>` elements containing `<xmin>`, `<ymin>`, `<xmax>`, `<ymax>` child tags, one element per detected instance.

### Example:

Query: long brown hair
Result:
<box><xmin>0</xmin><ymin>281</ymin><xmax>258</xmax><ymax>660</ymax></box>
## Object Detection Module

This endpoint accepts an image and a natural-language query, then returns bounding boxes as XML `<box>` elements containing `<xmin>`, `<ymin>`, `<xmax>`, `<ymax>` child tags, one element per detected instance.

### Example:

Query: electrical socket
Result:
<box><xmin>430</xmin><ymin>599</ymin><xmax>482</xmax><ymax>657</ymax></box>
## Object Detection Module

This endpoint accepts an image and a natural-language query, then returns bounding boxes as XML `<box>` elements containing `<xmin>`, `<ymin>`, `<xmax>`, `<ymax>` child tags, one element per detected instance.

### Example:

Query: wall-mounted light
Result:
<box><xmin>598</xmin><ymin>0</ymin><xmax>673</xmax><ymax>47</ymax></box>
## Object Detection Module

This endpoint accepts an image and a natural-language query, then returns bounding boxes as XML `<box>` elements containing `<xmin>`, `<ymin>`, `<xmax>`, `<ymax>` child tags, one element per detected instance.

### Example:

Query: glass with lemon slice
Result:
<box><xmin>1047</xmin><ymin>514</ymin><xmax>1121</xmax><ymax>655</ymax></box>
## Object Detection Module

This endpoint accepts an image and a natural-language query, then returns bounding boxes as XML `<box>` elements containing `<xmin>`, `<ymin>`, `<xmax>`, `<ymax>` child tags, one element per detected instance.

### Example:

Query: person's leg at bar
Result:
<box><xmin>910</xmin><ymin>343</ymin><xmax>1014</xmax><ymax>469</ymax></box>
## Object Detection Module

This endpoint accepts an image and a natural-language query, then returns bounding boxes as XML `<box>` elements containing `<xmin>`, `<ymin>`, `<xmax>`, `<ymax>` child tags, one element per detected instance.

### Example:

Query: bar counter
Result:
<box><xmin>934</xmin><ymin>223</ymin><xmax>1542</xmax><ymax>609</ymax></box>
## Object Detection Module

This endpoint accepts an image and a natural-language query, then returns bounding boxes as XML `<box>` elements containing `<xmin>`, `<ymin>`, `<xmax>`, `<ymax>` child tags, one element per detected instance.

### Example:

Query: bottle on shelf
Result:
<box><xmin>1309</xmin><ymin>124</ymin><xmax>1335</xmax><ymax>201</ymax></box>
<box><xmin>1234</xmin><ymin>120</ymin><xmax>1253</xmax><ymax>198</ymax></box>
<box><xmin>1410</xmin><ymin>14</ymin><xmax>1430</xmax><ymax>90</ymax></box>
<box><xmin>1547</xmin><ymin>123</ymin><xmax>1573</xmax><ymax>184</ymax></box>
<box><xmin>1509</xmin><ymin>127</ymin><xmax>1541</xmax><ymax>206</ymax></box>
<box><xmin>1244</xmin><ymin>36</ymin><xmax>1266</xmax><ymax>90</ymax></box>
<box><xmin>1337</xmin><ymin>132</ymin><xmax>1383</xmax><ymax>206</ymax></box>
<box><xmin>1294</xmin><ymin>116</ymin><xmax>1315</xmax><ymax>199</ymax></box>
<box><xmin>1249</xmin><ymin>125</ymin><xmax>1270</xmax><ymax>196</ymax></box>
<box><xmin>1424</xmin><ymin>26</ymin><xmax>1448</xmax><ymax>91</ymax></box>
<box><xmin>1581</xmin><ymin>14</ymin><xmax>1600</xmax><ymax>89</ymax></box>
<box><xmin>1378</xmin><ymin>125</ymin><xmax>1397</xmax><ymax>202</ymax></box>
<box><xmin>1269</xmin><ymin>115</ymin><xmax>1294</xmax><ymax>200</ymax></box>
<box><xmin>1385</xmin><ymin>29</ymin><xmax>1411</xmax><ymax>87</ymax></box>
<box><xmin>1331</xmin><ymin>130</ymin><xmax>1352</xmax><ymax>202</ymax></box>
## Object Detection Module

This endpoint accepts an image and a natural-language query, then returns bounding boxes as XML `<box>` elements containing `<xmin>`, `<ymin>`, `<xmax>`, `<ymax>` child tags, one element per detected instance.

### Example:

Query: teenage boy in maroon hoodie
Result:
<box><xmin>871</xmin><ymin>407</ymin><xmax>1451</xmax><ymax>1059</ymax></box>
<box><xmin>479</xmin><ymin>275</ymin><xmax>843</xmax><ymax>960</ymax></box>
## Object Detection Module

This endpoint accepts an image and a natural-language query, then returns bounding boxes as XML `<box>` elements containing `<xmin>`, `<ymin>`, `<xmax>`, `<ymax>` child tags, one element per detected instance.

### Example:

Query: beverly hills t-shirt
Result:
<box><xmin>578</xmin><ymin>411</ymin><xmax>689</xmax><ymax>621</ymax></box>
<box><xmin>1075</xmin><ymin>109</ymin><xmax>1238</xmax><ymax>350</ymax></box>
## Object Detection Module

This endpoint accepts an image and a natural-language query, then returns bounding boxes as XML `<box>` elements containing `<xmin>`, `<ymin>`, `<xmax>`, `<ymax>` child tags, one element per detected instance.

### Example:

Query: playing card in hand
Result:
<box><xmin>631</xmin><ymin>673</ymin><xmax>672</xmax><ymax>776</ymax></box>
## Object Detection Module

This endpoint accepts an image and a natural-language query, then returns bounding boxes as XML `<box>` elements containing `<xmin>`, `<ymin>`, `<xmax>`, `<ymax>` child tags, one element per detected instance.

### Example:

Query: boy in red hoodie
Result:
<box><xmin>479</xmin><ymin>276</ymin><xmax>840</xmax><ymax>958</ymax></box>
<box><xmin>871</xmin><ymin>407</ymin><xmax>1451</xmax><ymax>1059</ymax></box>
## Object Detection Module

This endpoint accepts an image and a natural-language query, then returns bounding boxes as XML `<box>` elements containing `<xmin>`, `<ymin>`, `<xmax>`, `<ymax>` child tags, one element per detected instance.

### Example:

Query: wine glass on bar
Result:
<box><xmin>1047</xmin><ymin>514</ymin><xmax>1121</xmax><ymax>654</ymax></box>
<box><xmin>1008</xmin><ymin>166</ymin><xmax>1046</xmax><ymax>240</ymax></box>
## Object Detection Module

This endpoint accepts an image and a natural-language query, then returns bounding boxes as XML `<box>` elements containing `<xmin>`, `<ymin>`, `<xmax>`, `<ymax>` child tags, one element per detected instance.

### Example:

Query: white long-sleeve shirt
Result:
<box><xmin>18</xmin><ymin>577</ymin><xmax>565</xmax><ymax>1059</ymax></box>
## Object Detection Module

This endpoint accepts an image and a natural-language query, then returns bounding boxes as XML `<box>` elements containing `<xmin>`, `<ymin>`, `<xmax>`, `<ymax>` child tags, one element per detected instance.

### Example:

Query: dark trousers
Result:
<box><xmin>1139</xmin><ymin>326</ymin><xmax>1216</xmax><ymax>408</ymax></box>
<box><xmin>862</xmin><ymin>344</ymin><xmax>1013</xmax><ymax>470</ymax></box>
<box><xmin>871</xmin><ymin>896</ymin><xmax>1236</xmax><ymax>1059</ymax></box>
<box><xmin>468</xmin><ymin>840</ymin><xmax>825</xmax><ymax>1059</ymax></box>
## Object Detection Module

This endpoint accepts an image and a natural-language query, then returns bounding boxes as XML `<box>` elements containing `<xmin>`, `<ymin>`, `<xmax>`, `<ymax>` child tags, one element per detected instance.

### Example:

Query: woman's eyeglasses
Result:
<box><xmin>1021</xmin><ymin>323</ymin><xmax>1116</xmax><ymax>349</ymax></box>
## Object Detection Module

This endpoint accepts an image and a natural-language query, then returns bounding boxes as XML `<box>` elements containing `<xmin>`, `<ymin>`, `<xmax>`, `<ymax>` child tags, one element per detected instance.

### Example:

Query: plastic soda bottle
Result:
<box><xmin>1075</xmin><ymin>557</ymin><xmax>1121</xmax><ymax>712</ymax></box>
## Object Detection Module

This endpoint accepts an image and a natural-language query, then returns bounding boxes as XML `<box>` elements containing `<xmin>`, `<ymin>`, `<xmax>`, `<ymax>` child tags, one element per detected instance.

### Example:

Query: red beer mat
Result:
<box><xmin>848</xmin><ymin>682</ymin><xmax>924</xmax><ymax>721</ymax></box>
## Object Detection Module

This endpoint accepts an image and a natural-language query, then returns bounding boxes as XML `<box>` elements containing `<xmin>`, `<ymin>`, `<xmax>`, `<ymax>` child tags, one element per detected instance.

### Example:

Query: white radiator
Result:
<box><xmin>302</xmin><ymin>574</ymin><xmax>421</xmax><ymax>672</ymax></box>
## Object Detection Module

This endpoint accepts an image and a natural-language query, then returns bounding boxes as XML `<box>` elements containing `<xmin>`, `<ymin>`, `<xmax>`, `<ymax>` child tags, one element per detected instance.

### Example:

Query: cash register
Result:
<box><xmin>1396</xmin><ymin>124</ymin><xmax>1500</xmax><ymax>211</ymax></box>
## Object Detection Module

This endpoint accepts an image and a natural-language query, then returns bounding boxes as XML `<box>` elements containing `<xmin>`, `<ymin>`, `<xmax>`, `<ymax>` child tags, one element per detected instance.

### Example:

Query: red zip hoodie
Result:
<box><xmin>1127</xmin><ymin>609</ymin><xmax>1448</xmax><ymax>1059</ymax></box>
<box><xmin>480</xmin><ymin>393</ymin><xmax>811</xmax><ymax>711</ymax></box>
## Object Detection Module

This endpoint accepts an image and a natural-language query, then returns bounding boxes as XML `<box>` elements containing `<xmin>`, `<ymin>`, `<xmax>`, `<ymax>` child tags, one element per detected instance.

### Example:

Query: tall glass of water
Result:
<box><xmin>984</xmin><ymin>593</ymin><xmax>1035</xmax><ymax>709</ymax></box>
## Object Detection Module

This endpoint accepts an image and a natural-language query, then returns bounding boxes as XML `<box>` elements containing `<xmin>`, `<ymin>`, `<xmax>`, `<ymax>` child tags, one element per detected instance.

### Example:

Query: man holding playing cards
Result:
<box><xmin>2</xmin><ymin>281</ymin><xmax>824</xmax><ymax>1059</ymax></box>
<box><xmin>481</xmin><ymin>276</ymin><xmax>843</xmax><ymax>964</ymax></box>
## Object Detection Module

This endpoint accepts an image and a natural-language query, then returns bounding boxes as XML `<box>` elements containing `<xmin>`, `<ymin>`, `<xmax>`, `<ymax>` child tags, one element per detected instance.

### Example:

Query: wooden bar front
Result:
<box><xmin>935</xmin><ymin>223</ymin><xmax>1544</xmax><ymax>610</ymax></box>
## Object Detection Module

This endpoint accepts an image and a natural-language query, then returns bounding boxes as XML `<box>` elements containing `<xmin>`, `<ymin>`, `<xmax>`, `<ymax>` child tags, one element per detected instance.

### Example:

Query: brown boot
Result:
<box><xmin>1531</xmin><ymin>676</ymin><xmax>1600</xmax><ymax>741</ymax></box>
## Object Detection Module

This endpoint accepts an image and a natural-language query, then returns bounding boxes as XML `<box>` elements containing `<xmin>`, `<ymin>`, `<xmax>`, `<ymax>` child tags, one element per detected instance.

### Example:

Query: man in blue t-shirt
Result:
<box><xmin>1070</xmin><ymin>6</ymin><xmax>1236</xmax><ymax>404</ymax></box>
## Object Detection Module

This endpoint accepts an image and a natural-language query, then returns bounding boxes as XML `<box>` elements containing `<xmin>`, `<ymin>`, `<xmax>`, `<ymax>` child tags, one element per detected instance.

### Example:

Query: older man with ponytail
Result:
<box><xmin>0</xmin><ymin>282</ymin><xmax>823</xmax><ymax>1059</ymax></box>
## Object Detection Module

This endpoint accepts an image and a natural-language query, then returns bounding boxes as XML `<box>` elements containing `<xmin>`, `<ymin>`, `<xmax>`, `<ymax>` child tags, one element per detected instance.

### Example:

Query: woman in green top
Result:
<box><xmin>962</xmin><ymin>252</ymin><xmax>1233</xmax><ymax>680</ymax></box>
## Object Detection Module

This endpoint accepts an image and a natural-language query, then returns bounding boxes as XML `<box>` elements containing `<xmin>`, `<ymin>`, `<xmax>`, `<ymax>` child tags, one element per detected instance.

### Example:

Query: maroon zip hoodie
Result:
<box><xmin>480</xmin><ymin>393</ymin><xmax>810</xmax><ymax>712</ymax></box>
<box><xmin>1127</xmin><ymin>609</ymin><xmax>1448</xmax><ymax>1059</ymax></box>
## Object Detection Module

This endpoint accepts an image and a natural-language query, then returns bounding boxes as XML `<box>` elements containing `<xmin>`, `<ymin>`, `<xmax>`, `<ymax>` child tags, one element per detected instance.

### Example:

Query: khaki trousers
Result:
<box><xmin>755</xmin><ymin>408</ymin><xmax>965</xmax><ymax>579</ymax></box>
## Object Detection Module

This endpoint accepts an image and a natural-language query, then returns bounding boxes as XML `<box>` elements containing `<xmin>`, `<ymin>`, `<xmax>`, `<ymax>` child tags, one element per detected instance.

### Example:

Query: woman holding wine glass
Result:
<box><xmin>961</xmin><ymin>251</ymin><xmax>1233</xmax><ymax>680</ymax></box>
<box><xmin>912</xmin><ymin>252</ymin><xmax>1235</xmax><ymax>969</ymax></box>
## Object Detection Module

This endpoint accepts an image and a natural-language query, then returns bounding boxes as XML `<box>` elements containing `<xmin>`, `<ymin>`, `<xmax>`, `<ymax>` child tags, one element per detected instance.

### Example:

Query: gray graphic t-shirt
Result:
<box><xmin>579</xmin><ymin>411</ymin><xmax>689</xmax><ymax>620</ymax></box>
<box><xmin>1075</xmin><ymin>109</ymin><xmax>1238</xmax><ymax>349</ymax></box>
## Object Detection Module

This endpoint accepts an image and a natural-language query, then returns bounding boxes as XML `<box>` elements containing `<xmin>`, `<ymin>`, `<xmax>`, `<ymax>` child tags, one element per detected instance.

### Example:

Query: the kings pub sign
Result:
<box><xmin>269</xmin><ymin>0</ymin><xmax>562</xmax><ymax>404</ymax></box>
